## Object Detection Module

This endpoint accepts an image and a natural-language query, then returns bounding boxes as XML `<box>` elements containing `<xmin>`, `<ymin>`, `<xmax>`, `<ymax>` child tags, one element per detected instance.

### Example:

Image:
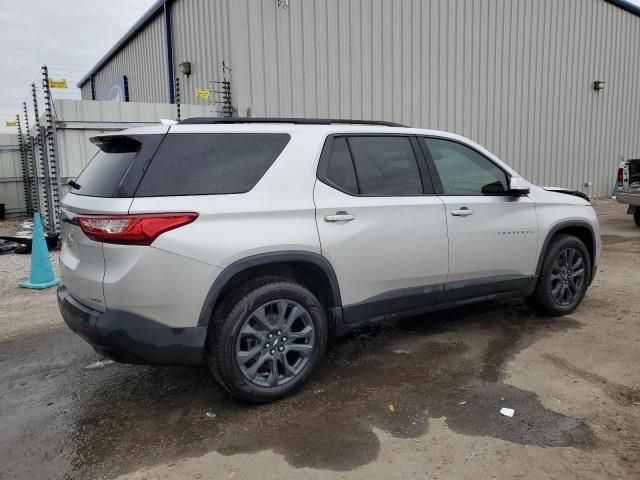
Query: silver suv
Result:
<box><xmin>58</xmin><ymin>118</ymin><xmax>600</xmax><ymax>401</ymax></box>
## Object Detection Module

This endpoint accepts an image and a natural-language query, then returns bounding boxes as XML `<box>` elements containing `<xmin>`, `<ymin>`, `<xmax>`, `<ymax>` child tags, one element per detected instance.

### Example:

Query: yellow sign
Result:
<box><xmin>195</xmin><ymin>88</ymin><xmax>210</xmax><ymax>99</ymax></box>
<box><xmin>48</xmin><ymin>78</ymin><xmax>68</xmax><ymax>89</ymax></box>
<box><xmin>5</xmin><ymin>121</ymin><xmax>17</xmax><ymax>127</ymax></box>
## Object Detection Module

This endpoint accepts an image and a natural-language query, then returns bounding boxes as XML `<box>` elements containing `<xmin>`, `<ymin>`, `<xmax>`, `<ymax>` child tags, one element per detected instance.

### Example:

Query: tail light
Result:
<box><xmin>77</xmin><ymin>213</ymin><xmax>198</xmax><ymax>245</ymax></box>
<box><xmin>617</xmin><ymin>168</ymin><xmax>624</xmax><ymax>186</ymax></box>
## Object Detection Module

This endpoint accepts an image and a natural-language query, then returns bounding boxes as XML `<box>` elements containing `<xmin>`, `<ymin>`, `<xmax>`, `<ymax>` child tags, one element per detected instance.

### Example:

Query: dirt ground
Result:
<box><xmin>0</xmin><ymin>199</ymin><xmax>638</xmax><ymax>480</ymax></box>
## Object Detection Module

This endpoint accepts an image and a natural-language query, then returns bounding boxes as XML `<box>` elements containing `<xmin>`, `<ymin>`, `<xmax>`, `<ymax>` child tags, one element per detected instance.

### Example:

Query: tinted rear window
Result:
<box><xmin>73</xmin><ymin>137</ymin><xmax>141</xmax><ymax>197</ymax></box>
<box><xmin>135</xmin><ymin>133</ymin><xmax>290</xmax><ymax>196</ymax></box>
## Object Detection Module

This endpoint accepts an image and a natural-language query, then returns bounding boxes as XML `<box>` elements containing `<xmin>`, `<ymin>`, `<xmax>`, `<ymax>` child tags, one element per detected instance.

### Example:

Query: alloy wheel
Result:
<box><xmin>235</xmin><ymin>299</ymin><xmax>315</xmax><ymax>387</ymax></box>
<box><xmin>550</xmin><ymin>247</ymin><xmax>586</xmax><ymax>306</ymax></box>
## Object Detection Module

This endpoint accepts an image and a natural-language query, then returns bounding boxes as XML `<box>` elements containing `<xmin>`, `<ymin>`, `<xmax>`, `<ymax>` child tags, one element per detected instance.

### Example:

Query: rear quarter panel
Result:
<box><xmin>128</xmin><ymin>130</ymin><xmax>324</xmax><ymax>269</ymax></box>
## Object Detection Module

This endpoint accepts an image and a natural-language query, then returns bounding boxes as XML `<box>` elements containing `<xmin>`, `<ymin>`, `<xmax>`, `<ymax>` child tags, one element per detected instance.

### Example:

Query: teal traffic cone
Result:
<box><xmin>19</xmin><ymin>212</ymin><xmax>60</xmax><ymax>289</ymax></box>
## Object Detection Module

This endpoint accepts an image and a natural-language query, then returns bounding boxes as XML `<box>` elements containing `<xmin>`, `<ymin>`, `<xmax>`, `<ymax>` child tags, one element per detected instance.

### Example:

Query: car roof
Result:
<box><xmin>115</xmin><ymin>120</ymin><xmax>519</xmax><ymax>177</ymax></box>
<box><xmin>120</xmin><ymin>121</ymin><xmax>450</xmax><ymax>137</ymax></box>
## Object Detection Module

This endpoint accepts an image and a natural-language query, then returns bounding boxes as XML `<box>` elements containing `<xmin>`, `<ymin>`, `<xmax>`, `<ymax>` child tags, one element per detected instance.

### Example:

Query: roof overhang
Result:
<box><xmin>606</xmin><ymin>0</ymin><xmax>640</xmax><ymax>17</ymax></box>
<box><xmin>77</xmin><ymin>0</ymin><xmax>165</xmax><ymax>88</ymax></box>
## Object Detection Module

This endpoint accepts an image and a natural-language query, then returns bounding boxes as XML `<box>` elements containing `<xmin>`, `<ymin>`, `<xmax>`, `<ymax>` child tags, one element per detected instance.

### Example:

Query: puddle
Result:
<box><xmin>0</xmin><ymin>299</ymin><xmax>597</xmax><ymax>479</ymax></box>
<box><xmin>601</xmin><ymin>234</ymin><xmax>639</xmax><ymax>246</ymax></box>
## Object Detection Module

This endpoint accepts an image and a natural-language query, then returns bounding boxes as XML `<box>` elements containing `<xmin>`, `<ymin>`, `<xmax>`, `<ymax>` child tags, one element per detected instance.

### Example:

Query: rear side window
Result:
<box><xmin>135</xmin><ymin>133</ymin><xmax>290</xmax><ymax>196</ymax></box>
<box><xmin>348</xmin><ymin>136</ymin><xmax>423</xmax><ymax>196</ymax></box>
<box><xmin>324</xmin><ymin>137</ymin><xmax>359</xmax><ymax>194</ymax></box>
<box><xmin>73</xmin><ymin>136</ymin><xmax>141</xmax><ymax>197</ymax></box>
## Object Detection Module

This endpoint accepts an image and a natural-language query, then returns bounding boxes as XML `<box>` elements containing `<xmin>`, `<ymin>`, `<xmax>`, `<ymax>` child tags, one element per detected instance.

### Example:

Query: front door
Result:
<box><xmin>421</xmin><ymin>137</ymin><xmax>539</xmax><ymax>302</ymax></box>
<box><xmin>314</xmin><ymin>135</ymin><xmax>449</xmax><ymax>323</ymax></box>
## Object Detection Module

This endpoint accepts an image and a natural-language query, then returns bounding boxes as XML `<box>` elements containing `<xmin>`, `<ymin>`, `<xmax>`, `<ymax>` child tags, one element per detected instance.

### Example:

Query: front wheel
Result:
<box><xmin>528</xmin><ymin>234</ymin><xmax>591</xmax><ymax>316</ymax></box>
<box><xmin>634</xmin><ymin>208</ymin><xmax>640</xmax><ymax>227</ymax></box>
<box><xmin>208</xmin><ymin>278</ymin><xmax>328</xmax><ymax>402</ymax></box>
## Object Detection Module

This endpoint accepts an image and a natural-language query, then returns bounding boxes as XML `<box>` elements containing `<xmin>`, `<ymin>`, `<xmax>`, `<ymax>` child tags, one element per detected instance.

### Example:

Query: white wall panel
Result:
<box><xmin>0</xmin><ymin>134</ymin><xmax>26</xmax><ymax>215</ymax></box>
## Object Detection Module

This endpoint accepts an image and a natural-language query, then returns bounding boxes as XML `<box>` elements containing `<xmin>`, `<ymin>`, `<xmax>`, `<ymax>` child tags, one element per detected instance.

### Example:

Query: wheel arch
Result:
<box><xmin>198</xmin><ymin>251</ymin><xmax>342</xmax><ymax>328</ymax></box>
<box><xmin>536</xmin><ymin>221</ymin><xmax>597</xmax><ymax>283</ymax></box>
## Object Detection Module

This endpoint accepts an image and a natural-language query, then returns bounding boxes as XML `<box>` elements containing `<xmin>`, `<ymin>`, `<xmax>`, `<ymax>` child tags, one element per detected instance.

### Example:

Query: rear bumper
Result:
<box><xmin>616</xmin><ymin>192</ymin><xmax>640</xmax><ymax>207</ymax></box>
<box><xmin>57</xmin><ymin>286</ymin><xmax>207</xmax><ymax>365</ymax></box>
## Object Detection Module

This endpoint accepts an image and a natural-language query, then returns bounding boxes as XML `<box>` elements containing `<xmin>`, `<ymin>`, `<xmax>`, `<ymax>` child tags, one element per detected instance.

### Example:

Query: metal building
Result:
<box><xmin>78</xmin><ymin>0</ymin><xmax>640</xmax><ymax>197</ymax></box>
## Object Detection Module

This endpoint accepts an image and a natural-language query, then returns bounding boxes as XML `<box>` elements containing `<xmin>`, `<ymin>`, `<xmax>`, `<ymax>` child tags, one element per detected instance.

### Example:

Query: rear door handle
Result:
<box><xmin>324</xmin><ymin>211</ymin><xmax>355</xmax><ymax>223</ymax></box>
<box><xmin>451</xmin><ymin>208</ymin><xmax>473</xmax><ymax>217</ymax></box>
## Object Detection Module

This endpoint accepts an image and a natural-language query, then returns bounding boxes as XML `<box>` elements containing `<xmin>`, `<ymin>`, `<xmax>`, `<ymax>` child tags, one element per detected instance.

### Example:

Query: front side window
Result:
<box><xmin>423</xmin><ymin>138</ymin><xmax>508</xmax><ymax>195</ymax></box>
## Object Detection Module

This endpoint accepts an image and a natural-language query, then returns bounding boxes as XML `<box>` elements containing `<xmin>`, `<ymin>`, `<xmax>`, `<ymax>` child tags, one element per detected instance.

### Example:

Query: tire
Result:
<box><xmin>528</xmin><ymin>234</ymin><xmax>591</xmax><ymax>316</ymax></box>
<box><xmin>208</xmin><ymin>277</ymin><xmax>329</xmax><ymax>402</ymax></box>
<box><xmin>634</xmin><ymin>208</ymin><xmax>640</xmax><ymax>227</ymax></box>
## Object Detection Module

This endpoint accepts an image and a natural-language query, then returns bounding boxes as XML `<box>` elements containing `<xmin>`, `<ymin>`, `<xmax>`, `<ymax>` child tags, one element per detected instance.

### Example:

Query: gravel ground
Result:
<box><xmin>0</xmin><ymin>216</ymin><xmax>61</xmax><ymax>340</ymax></box>
<box><xmin>0</xmin><ymin>199</ymin><xmax>638</xmax><ymax>480</ymax></box>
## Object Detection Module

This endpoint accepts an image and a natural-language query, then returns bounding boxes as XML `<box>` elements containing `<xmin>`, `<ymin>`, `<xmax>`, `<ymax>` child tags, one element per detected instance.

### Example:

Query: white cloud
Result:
<box><xmin>0</xmin><ymin>0</ymin><xmax>155</xmax><ymax>132</ymax></box>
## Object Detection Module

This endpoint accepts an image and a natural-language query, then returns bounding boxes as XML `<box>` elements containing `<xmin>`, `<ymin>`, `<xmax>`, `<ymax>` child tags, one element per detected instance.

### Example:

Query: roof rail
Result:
<box><xmin>177</xmin><ymin>117</ymin><xmax>408</xmax><ymax>128</ymax></box>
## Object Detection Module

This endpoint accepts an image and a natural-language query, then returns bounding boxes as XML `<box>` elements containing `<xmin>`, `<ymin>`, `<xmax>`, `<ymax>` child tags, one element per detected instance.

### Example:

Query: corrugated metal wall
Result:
<box><xmin>90</xmin><ymin>13</ymin><xmax>168</xmax><ymax>103</ymax></box>
<box><xmin>226</xmin><ymin>0</ymin><xmax>640</xmax><ymax>197</ymax></box>
<box><xmin>0</xmin><ymin>134</ymin><xmax>25</xmax><ymax>216</ymax></box>
<box><xmin>80</xmin><ymin>82</ymin><xmax>92</xmax><ymax>100</ymax></box>
<box><xmin>172</xmin><ymin>0</ymin><xmax>231</xmax><ymax>109</ymax></box>
<box><xmin>79</xmin><ymin>0</ymin><xmax>640</xmax><ymax>196</ymax></box>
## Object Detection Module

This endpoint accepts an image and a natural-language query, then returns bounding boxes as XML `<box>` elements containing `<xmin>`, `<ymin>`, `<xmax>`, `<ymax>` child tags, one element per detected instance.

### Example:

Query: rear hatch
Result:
<box><xmin>59</xmin><ymin>131</ymin><xmax>166</xmax><ymax>311</ymax></box>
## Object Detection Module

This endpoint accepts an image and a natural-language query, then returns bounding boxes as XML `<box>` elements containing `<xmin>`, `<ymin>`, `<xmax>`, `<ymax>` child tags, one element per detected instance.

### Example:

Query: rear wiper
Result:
<box><xmin>67</xmin><ymin>180</ymin><xmax>81</xmax><ymax>190</ymax></box>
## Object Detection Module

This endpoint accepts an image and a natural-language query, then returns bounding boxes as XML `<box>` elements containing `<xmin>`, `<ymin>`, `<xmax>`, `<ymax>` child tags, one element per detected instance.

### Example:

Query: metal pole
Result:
<box><xmin>175</xmin><ymin>76</ymin><xmax>181</xmax><ymax>121</ymax></box>
<box><xmin>39</xmin><ymin>125</ymin><xmax>54</xmax><ymax>233</ymax></box>
<box><xmin>32</xmin><ymin>82</ymin><xmax>52</xmax><ymax>232</ymax></box>
<box><xmin>42</xmin><ymin>65</ymin><xmax>61</xmax><ymax>233</ymax></box>
<box><xmin>15</xmin><ymin>114</ymin><xmax>33</xmax><ymax>215</ymax></box>
<box><xmin>23</xmin><ymin>102</ymin><xmax>38</xmax><ymax>213</ymax></box>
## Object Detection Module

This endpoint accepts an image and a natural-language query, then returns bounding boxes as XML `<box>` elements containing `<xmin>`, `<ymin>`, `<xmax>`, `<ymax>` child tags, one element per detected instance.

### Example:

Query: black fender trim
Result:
<box><xmin>535</xmin><ymin>220</ymin><xmax>597</xmax><ymax>283</ymax></box>
<box><xmin>197</xmin><ymin>251</ymin><xmax>342</xmax><ymax>328</ymax></box>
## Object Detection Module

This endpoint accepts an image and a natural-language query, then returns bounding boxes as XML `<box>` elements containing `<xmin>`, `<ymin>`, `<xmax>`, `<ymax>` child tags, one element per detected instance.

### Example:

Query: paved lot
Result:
<box><xmin>0</xmin><ymin>200</ymin><xmax>638</xmax><ymax>480</ymax></box>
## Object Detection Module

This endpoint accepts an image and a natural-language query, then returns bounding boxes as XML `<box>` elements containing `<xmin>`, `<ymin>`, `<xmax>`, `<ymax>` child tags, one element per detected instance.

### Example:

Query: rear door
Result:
<box><xmin>314</xmin><ymin>135</ymin><xmax>449</xmax><ymax>323</ymax></box>
<box><xmin>420</xmin><ymin>137</ymin><xmax>539</xmax><ymax>302</ymax></box>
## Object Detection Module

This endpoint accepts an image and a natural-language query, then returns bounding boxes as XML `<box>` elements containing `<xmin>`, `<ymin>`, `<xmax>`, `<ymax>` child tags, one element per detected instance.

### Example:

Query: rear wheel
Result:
<box><xmin>208</xmin><ymin>278</ymin><xmax>328</xmax><ymax>402</ymax></box>
<box><xmin>634</xmin><ymin>208</ymin><xmax>640</xmax><ymax>227</ymax></box>
<box><xmin>528</xmin><ymin>234</ymin><xmax>591</xmax><ymax>316</ymax></box>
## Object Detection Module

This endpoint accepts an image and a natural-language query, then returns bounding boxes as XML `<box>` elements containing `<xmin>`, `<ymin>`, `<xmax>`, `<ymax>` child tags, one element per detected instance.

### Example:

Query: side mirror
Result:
<box><xmin>508</xmin><ymin>177</ymin><xmax>530</xmax><ymax>195</ymax></box>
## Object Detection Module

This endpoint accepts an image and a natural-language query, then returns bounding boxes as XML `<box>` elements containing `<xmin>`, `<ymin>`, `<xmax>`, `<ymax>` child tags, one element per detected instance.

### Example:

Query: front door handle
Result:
<box><xmin>324</xmin><ymin>211</ymin><xmax>355</xmax><ymax>223</ymax></box>
<box><xmin>451</xmin><ymin>207</ymin><xmax>473</xmax><ymax>217</ymax></box>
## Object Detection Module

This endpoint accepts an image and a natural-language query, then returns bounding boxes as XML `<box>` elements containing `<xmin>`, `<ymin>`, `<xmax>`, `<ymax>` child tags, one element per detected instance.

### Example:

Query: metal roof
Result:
<box><xmin>78</xmin><ymin>0</ymin><xmax>640</xmax><ymax>89</ymax></box>
<box><xmin>77</xmin><ymin>0</ymin><xmax>165</xmax><ymax>88</ymax></box>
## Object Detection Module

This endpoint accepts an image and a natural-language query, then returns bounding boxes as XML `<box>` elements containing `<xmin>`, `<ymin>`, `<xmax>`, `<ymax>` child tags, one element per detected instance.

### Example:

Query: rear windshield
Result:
<box><xmin>72</xmin><ymin>136</ymin><xmax>141</xmax><ymax>197</ymax></box>
<box><xmin>134</xmin><ymin>133</ymin><xmax>290</xmax><ymax>197</ymax></box>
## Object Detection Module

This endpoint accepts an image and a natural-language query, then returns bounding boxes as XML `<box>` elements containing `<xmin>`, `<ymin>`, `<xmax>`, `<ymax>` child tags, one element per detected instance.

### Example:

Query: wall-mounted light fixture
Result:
<box><xmin>178</xmin><ymin>62</ymin><xmax>191</xmax><ymax>76</ymax></box>
<box><xmin>593</xmin><ymin>80</ymin><xmax>606</xmax><ymax>92</ymax></box>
